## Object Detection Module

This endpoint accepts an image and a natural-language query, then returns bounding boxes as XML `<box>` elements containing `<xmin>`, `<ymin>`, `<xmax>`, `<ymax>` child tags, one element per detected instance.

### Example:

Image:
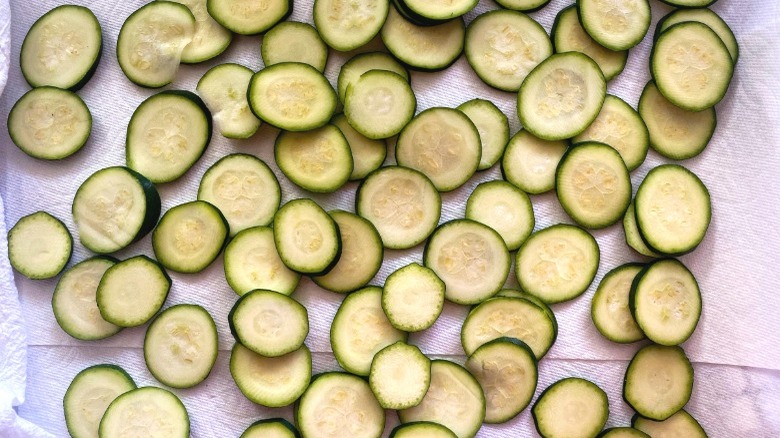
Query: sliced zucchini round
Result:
<box><xmin>126</xmin><ymin>90</ymin><xmax>212</xmax><ymax>184</ymax></box>
<box><xmin>578</xmin><ymin>0</ymin><xmax>650</xmax><ymax>51</ymax></box>
<box><xmin>224</xmin><ymin>226</ymin><xmax>300</xmax><ymax>296</ymax></box>
<box><xmin>247</xmin><ymin>62</ymin><xmax>337</xmax><ymax>131</ymax></box>
<box><xmin>532</xmin><ymin>377</ymin><xmax>609</xmax><ymax>438</ymax></box>
<box><xmin>399</xmin><ymin>360</ymin><xmax>485</xmax><ymax>438</ymax></box>
<box><xmin>297</xmin><ymin>372</ymin><xmax>385</xmax><ymax>438</ymax></box>
<box><xmin>116</xmin><ymin>2</ymin><xmax>195</xmax><ymax>88</ymax></box>
<box><xmin>312</xmin><ymin>211</ymin><xmax>383</xmax><ymax>294</ymax></box>
<box><xmin>229</xmin><ymin>289</ymin><xmax>309</xmax><ymax>357</ymax></box>
<box><xmin>465</xmin><ymin>10</ymin><xmax>552</xmax><ymax>92</ymax></box>
<box><xmin>402</xmin><ymin>0</ymin><xmax>476</xmax><ymax>22</ymax></box>
<box><xmin>168</xmin><ymin>0</ymin><xmax>232</xmax><ymax>64</ymax></box>
<box><xmin>8</xmin><ymin>86</ymin><xmax>92</xmax><ymax>160</ymax></box>
<box><xmin>552</xmin><ymin>5</ymin><xmax>627</xmax><ymax>82</ymax></box>
<box><xmin>344</xmin><ymin>70</ymin><xmax>417</xmax><ymax>140</ymax></box>
<box><xmin>396</xmin><ymin>107</ymin><xmax>481</xmax><ymax>192</ymax></box>
<box><xmin>634</xmin><ymin>164</ymin><xmax>711</xmax><ymax>255</ymax></box>
<box><xmin>196</xmin><ymin>63</ymin><xmax>261</xmax><ymax>139</ymax></box>
<box><xmin>369</xmin><ymin>341</ymin><xmax>431</xmax><ymax>410</ymax></box>
<box><xmin>198</xmin><ymin>153</ymin><xmax>281</xmax><ymax>236</ymax></box>
<box><xmin>638</xmin><ymin>81</ymin><xmax>716</xmax><ymax>161</ymax></box>
<box><xmin>515</xmin><ymin>224</ymin><xmax>600</xmax><ymax>304</ymax></box>
<box><xmin>313</xmin><ymin>0</ymin><xmax>389</xmax><ymax>51</ymax></box>
<box><xmin>241</xmin><ymin>418</ymin><xmax>301</xmax><ymax>438</ymax></box>
<box><xmin>144</xmin><ymin>304</ymin><xmax>218</xmax><ymax>389</ymax></box>
<box><xmin>152</xmin><ymin>200</ymin><xmax>229</xmax><ymax>274</ymax></box>
<box><xmin>382</xmin><ymin>263</ymin><xmax>445</xmax><ymax>332</ymax></box>
<box><xmin>462</xmin><ymin>296</ymin><xmax>557</xmax><ymax>359</ymax></box>
<box><xmin>457</xmin><ymin>99</ymin><xmax>509</xmax><ymax>171</ymax></box>
<box><xmin>275</xmin><ymin>124</ymin><xmax>353</xmax><ymax>193</ymax></box>
<box><xmin>651</xmin><ymin>22</ymin><xmax>733</xmax><ymax>111</ymax></box>
<box><xmin>622</xmin><ymin>201</ymin><xmax>662</xmax><ymax>258</ymax></box>
<box><xmin>495</xmin><ymin>288</ymin><xmax>560</xmax><ymax>339</ymax></box>
<box><xmin>466</xmin><ymin>180</ymin><xmax>534</xmax><ymax>251</ymax></box>
<box><xmin>390</xmin><ymin>422</ymin><xmax>457</xmax><ymax>438</ymax></box>
<box><xmin>356</xmin><ymin>166</ymin><xmax>441</xmax><ymax>250</ymax></box>
<box><xmin>466</xmin><ymin>337</ymin><xmax>538</xmax><ymax>424</ymax></box>
<box><xmin>7</xmin><ymin>211</ymin><xmax>72</xmax><ymax>280</ymax></box>
<box><xmin>658</xmin><ymin>0</ymin><xmax>719</xmax><ymax>10</ymax></box>
<box><xmin>337</xmin><ymin>52</ymin><xmax>409</xmax><ymax>105</ymax></box>
<box><xmin>631</xmin><ymin>259</ymin><xmax>702</xmax><ymax>346</ymax></box>
<box><xmin>99</xmin><ymin>387</ymin><xmax>189</xmax><ymax>437</ymax></box>
<box><xmin>591</xmin><ymin>263</ymin><xmax>645</xmax><ymax>344</ymax></box>
<box><xmin>273</xmin><ymin>199</ymin><xmax>341</xmax><ymax>275</ymax></box>
<box><xmin>623</xmin><ymin>344</ymin><xmax>694</xmax><ymax>421</ymax></box>
<box><xmin>230</xmin><ymin>343</ymin><xmax>312</xmax><ymax>407</ymax></box>
<box><xmin>96</xmin><ymin>255</ymin><xmax>171</xmax><ymax>328</ymax></box>
<box><xmin>656</xmin><ymin>8</ymin><xmax>738</xmax><ymax>63</ymax></box>
<box><xmin>262</xmin><ymin>21</ymin><xmax>328</xmax><ymax>72</ymax></box>
<box><xmin>207</xmin><ymin>0</ymin><xmax>291</xmax><ymax>35</ymax></box>
<box><xmin>424</xmin><ymin>219</ymin><xmax>510</xmax><ymax>305</ymax></box>
<box><xmin>53</xmin><ymin>256</ymin><xmax>121</xmax><ymax>341</ymax></box>
<box><xmin>331</xmin><ymin>286</ymin><xmax>407</xmax><ymax>376</ymax></box>
<box><xmin>331</xmin><ymin>114</ymin><xmax>387</xmax><ymax>181</ymax></box>
<box><xmin>493</xmin><ymin>0</ymin><xmax>550</xmax><ymax>12</ymax></box>
<box><xmin>556</xmin><ymin>142</ymin><xmax>632</xmax><ymax>229</ymax></box>
<box><xmin>72</xmin><ymin>166</ymin><xmax>161</xmax><ymax>254</ymax></box>
<box><xmin>64</xmin><ymin>364</ymin><xmax>136</xmax><ymax>438</ymax></box>
<box><xmin>381</xmin><ymin>8</ymin><xmax>465</xmax><ymax>72</ymax></box>
<box><xmin>573</xmin><ymin>95</ymin><xmax>649</xmax><ymax>171</ymax></box>
<box><xmin>501</xmin><ymin>129</ymin><xmax>568</xmax><ymax>195</ymax></box>
<box><xmin>598</xmin><ymin>427</ymin><xmax>651</xmax><ymax>438</ymax></box>
<box><xmin>632</xmin><ymin>409</ymin><xmax>707</xmax><ymax>437</ymax></box>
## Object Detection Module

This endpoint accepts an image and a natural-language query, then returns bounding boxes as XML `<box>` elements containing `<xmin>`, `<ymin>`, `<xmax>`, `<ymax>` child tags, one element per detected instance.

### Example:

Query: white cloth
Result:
<box><xmin>0</xmin><ymin>0</ymin><xmax>779</xmax><ymax>436</ymax></box>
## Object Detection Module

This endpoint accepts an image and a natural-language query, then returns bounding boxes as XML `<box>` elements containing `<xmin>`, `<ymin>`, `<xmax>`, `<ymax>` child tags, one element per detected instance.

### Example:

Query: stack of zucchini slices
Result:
<box><xmin>4</xmin><ymin>0</ymin><xmax>740</xmax><ymax>435</ymax></box>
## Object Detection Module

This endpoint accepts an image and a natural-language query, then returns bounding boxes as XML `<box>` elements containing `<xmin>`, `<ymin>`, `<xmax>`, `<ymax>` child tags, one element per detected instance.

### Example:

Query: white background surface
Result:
<box><xmin>1</xmin><ymin>0</ymin><xmax>780</xmax><ymax>436</ymax></box>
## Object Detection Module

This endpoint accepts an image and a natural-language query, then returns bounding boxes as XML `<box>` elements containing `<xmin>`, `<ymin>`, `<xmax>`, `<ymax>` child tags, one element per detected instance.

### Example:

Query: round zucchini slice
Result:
<box><xmin>382</xmin><ymin>263</ymin><xmax>445</xmax><ymax>332</ymax></box>
<box><xmin>229</xmin><ymin>289</ymin><xmax>309</xmax><ymax>357</ymax></box>
<box><xmin>532</xmin><ymin>377</ymin><xmax>609</xmax><ymax>438</ymax></box>
<box><xmin>230</xmin><ymin>343</ymin><xmax>312</xmax><ymax>408</ymax></box>
<box><xmin>7</xmin><ymin>211</ymin><xmax>72</xmax><ymax>280</ymax></box>
<box><xmin>96</xmin><ymin>255</ymin><xmax>171</xmax><ymax>328</ymax></box>
<box><xmin>369</xmin><ymin>341</ymin><xmax>431</xmax><ymax>410</ymax></box>
<box><xmin>99</xmin><ymin>387</ymin><xmax>189</xmax><ymax>437</ymax></box>
<box><xmin>623</xmin><ymin>344</ymin><xmax>694</xmax><ymax>421</ymax></box>
<box><xmin>466</xmin><ymin>180</ymin><xmax>534</xmax><ymax>251</ymax></box>
<box><xmin>64</xmin><ymin>364</ymin><xmax>136</xmax><ymax>438</ymax></box>
<box><xmin>274</xmin><ymin>125</ymin><xmax>353</xmax><ymax>193</ymax></box>
<box><xmin>224</xmin><ymin>226</ymin><xmax>301</xmax><ymax>296</ymax></box>
<box><xmin>344</xmin><ymin>70</ymin><xmax>417</xmax><ymax>140</ymax></box>
<box><xmin>273</xmin><ymin>199</ymin><xmax>341</xmax><ymax>275</ymax></box>
<box><xmin>578</xmin><ymin>0</ymin><xmax>651</xmax><ymax>51</ymax></box>
<box><xmin>591</xmin><ymin>263</ymin><xmax>645</xmax><ymax>344</ymax></box>
<box><xmin>501</xmin><ymin>129</ymin><xmax>568</xmax><ymax>195</ymax></box>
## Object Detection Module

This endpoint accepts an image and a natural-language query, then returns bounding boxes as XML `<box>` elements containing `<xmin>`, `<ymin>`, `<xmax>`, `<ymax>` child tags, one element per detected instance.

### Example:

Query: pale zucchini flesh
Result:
<box><xmin>64</xmin><ymin>364</ymin><xmax>136</xmax><ymax>438</ymax></box>
<box><xmin>344</xmin><ymin>70</ymin><xmax>417</xmax><ymax>140</ymax></box>
<box><xmin>493</xmin><ymin>0</ymin><xmax>550</xmax><ymax>12</ymax></box>
<box><xmin>501</xmin><ymin>129</ymin><xmax>568</xmax><ymax>195</ymax></box>
<box><xmin>382</xmin><ymin>263</ymin><xmax>445</xmax><ymax>332</ymax></box>
<box><xmin>207</xmin><ymin>0</ymin><xmax>290</xmax><ymax>35</ymax></box>
<box><xmin>230</xmin><ymin>343</ymin><xmax>312</xmax><ymax>407</ymax></box>
<box><xmin>591</xmin><ymin>263</ymin><xmax>645</xmax><ymax>344</ymax></box>
<box><xmin>532</xmin><ymin>377</ymin><xmax>609</xmax><ymax>438</ymax></box>
<box><xmin>369</xmin><ymin>341</ymin><xmax>431</xmax><ymax>409</ymax></box>
<box><xmin>229</xmin><ymin>289</ymin><xmax>309</xmax><ymax>357</ymax></box>
<box><xmin>274</xmin><ymin>124</ymin><xmax>353</xmax><ymax>193</ymax></box>
<box><xmin>7</xmin><ymin>211</ymin><xmax>72</xmax><ymax>280</ymax></box>
<box><xmin>623</xmin><ymin>344</ymin><xmax>694</xmax><ymax>421</ymax></box>
<box><xmin>99</xmin><ymin>387</ymin><xmax>189</xmax><ymax>437</ymax></box>
<box><xmin>224</xmin><ymin>226</ymin><xmax>301</xmax><ymax>296</ymax></box>
<box><xmin>403</xmin><ymin>0</ymin><xmax>477</xmax><ymax>21</ymax></box>
<box><xmin>196</xmin><ymin>63</ymin><xmax>261</xmax><ymax>139</ymax></box>
<box><xmin>657</xmin><ymin>8</ymin><xmax>738</xmax><ymax>63</ymax></box>
<box><xmin>262</xmin><ymin>21</ymin><xmax>328</xmax><ymax>72</ymax></box>
<box><xmin>331</xmin><ymin>113</ymin><xmax>387</xmax><ymax>181</ymax></box>
<box><xmin>466</xmin><ymin>180</ymin><xmax>534</xmax><ymax>251</ymax></box>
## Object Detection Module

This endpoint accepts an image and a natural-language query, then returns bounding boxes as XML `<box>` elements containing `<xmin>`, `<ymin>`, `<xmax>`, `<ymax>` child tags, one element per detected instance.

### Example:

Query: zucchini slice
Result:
<box><xmin>20</xmin><ymin>5</ymin><xmax>102</xmax><ymax>90</ymax></box>
<box><xmin>651</xmin><ymin>22</ymin><xmax>733</xmax><ymax>111</ymax></box>
<box><xmin>598</xmin><ymin>428</ymin><xmax>650</xmax><ymax>438</ymax></box>
<box><xmin>517</xmin><ymin>52</ymin><xmax>606</xmax><ymax>141</ymax></box>
<box><xmin>552</xmin><ymin>5</ymin><xmax>627</xmax><ymax>82</ymax></box>
<box><xmin>313</xmin><ymin>0</ymin><xmax>389</xmax><ymax>52</ymax></box>
<box><xmin>466</xmin><ymin>337</ymin><xmax>538</xmax><ymax>424</ymax></box>
<box><xmin>241</xmin><ymin>418</ymin><xmax>301</xmax><ymax>438</ymax></box>
<box><xmin>230</xmin><ymin>343</ymin><xmax>312</xmax><ymax>407</ymax></box>
<box><xmin>399</xmin><ymin>360</ymin><xmax>485</xmax><ymax>438</ymax></box>
<box><xmin>64</xmin><ymin>364</ymin><xmax>136</xmax><ymax>438</ymax></box>
<box><xmin>578</xmin><ymin>0</ymin><xmax>651</xmax><ymax>51</ymax></box>
<box><xmin>382</xmin><ymin>263</ymin><xmax>445</xmax><ymax>332</ymax></box>
<box><xmin>532</xmin><ymin>377</ymin><xmax>609</xmax><ymax>438</ymax></box>
<box><xmin>126</xmin><ymin>90</ymin><xmax>212</xmax><ymax>184</ymax></box>
<box><xmin>7</xmin><ymin>211</ymin><xmax>72</xmax><ymax>280</ymax></box>
<box><xmin>331</xmin><ymin>114</ymin><xmax>387</xmax><ymax>181</ymax></box>
<box><xmin>402</xmin><ymin>0</ymin><xmax>477</xmax><ymax>22</ymax></box>
<box><xmin>396</xmin><ymin>107</ymin><xmax>481</xmax><ymax>192</ymax></box>
<box><xmin>356</xmin><ymin>166</ymin><xmax>441</xmax><ymax>250</ymax></box>
<box><xmin>495</xmin><ymin>288</ymin><xmax>560</xmax><ymax>339</ymax></box>
<box><xmin>224</xmin><ymin>226</ymin><xmax>301</xmax><ymax>296</ymax></box>
<box><xmin>247</xmin><ymin>62</ymin><xmax>337</xmax><ymax>131</ymax></box>
<box><xmin>501</xmin><ymin>129</ymin><xmax>568</xmax><ymax>195</ymax></box>
<box><xmin>262</xmin><ymin>21</ymin><xmax>328</xmax><ymax>72</ymax></box>
<box><xmin>8</xmin><ymin>86</ymin><xmax>92</xmax><ymax>160</ymax></box>
<box><xmin>656</xmin><ymin>8</ymin><xmax>738</xmax><ymax>63</ymax></box>
<box><xmin>313</xmin><ymin>211</ymin><xmax>383</xmax><ymax>294</ymax></box>
<box><xmin>381</xmin><ymin>8</ymin><xmax>465</xmax><ymax>72</ymax></box>
<box><xmin>167</xmin><ymin>0</ymin><xmax>232</xmax><ymax>64</ymax></box>
<box><xmin>424</xmin><ymin>219</ymin><xmax>510</xmax><ymax>305</ymax></box>
<box><xmin>369</xmin><ymin>341</ymin><xmax>431</xmax><ymax>409</ymax></box>
<box><xmin>116</xmin><ymin>2</ymin><xmax>195</xmax><ymax>88</ymax></box>
<box><xmin>622</xmin><ymin>201</ymin><xmax>662</xmax><ymax>258</ymax></box>
<box><xmin>632</xmin><ymin>409</ymin><xmax>707</xmax><ymax>437</ymax></box>
<box><xmin>634</xmin><ymin>164</ymin><xmax>711</xmax><ymax>255</ymax></box>
<box><xmin>623</xmin><ymin>344</ymin><xmax>694</xmax><ymax>421</ymax></box>
<box><xmin>466</xmin><ymin>180</ymin><xmax>534</xmax><ymax>251</ymax></box>
<box><xmin>274</xmin><ymin>125</ymin><xmax>353</xmax><ymax>193</ymax></box>
<box><xmin>515</xmin><ymin>224</ymin><xmax>600</xmax><ymax>304</ymax></box>
<box><xmin>53</xmin><ymin>256</ymin><xmax>122</xmax><ymax>341</ymax></box>
<box><xmin>99</xmin><ymin>387</ymin><xmax>189</xmax><ymax>437</ymax></box>
<box><xmin>207</xmin><ymin>0</ymin><xmax>291</xmax><ymax>35</ymax></box>
<box><xmin>573</xmin><ymin>95</ymin><xmax>649</xmax><ymax>171</ymax></box>
<box><xmin>457</xmin><ymin>99</ymin><xmax>509</xmax><ymax>171</ymax></box>
<box><xmin>390</xmin><ymin>422</ymin><xmax>457</xmax><ymax>438</ymax></box>
<box><xmin>198</xmin><ymin>154</ymin><xmax>281</xmax><ymax>236</ymax></box>
<box><xmin>338</xmin><ymin>52</ymin><xmax>409</xmax><ymax>105</ymax></box>
<box><xmin>591</xmin><ymin>263</ymin><xmax>645</xmax><ymax>344</ymax></box>
<box><xmin>144</xmin><ymin>304</ymin><xmax>218</xmax><ymax>389</ymax></box>
<box><xmin>229</xmin><ymin>289</ymin><xmax>309</xmax><ymax>357</ymax></box>
<box><xmin>556</xmin><ymin>142</ymin><xmax>632</xmax><ymax>229</ymax></box>
<box><xmin>344</xmin><ymin>70</ymin><xmax>417</xmax><ymax>140</ymax></box>
<box><xmin>493</xmin><ymin>0</ymin><xmax>550</xmax><ymax>12</ymax></box>
<box><xmin>72</xmin><ymin>166</ymin><xmax>161</xmax><ymax>254</ymax></box>
<box><xmin>96</xmin><ymin>255</ymin><xmax>171</xmax><ymax>328</ymax></box>
<box><xmin>196</xmin><ymin>63</ymin><xmax>261</xmax><ymax>139</ymax></box>
<box><xmin>658</xmin><ymin>0</ymin><xmax>719</xmax><ymax>9</ymax></box>
<box><xmin>331</xmin><ymin>286</ymin><xmax>407</xmax><ymax>376</ymax></box>
<box><xmin>296</xmin><ymin>372</ymin><xmax>385</xmax><ymax>438</ymax></box>
<box><xmin>273</xmin><ymin>199</ymin><xmax>341</xmax><ymax>275</ymax></box>
<box><xmin>465</xmin><ymin>10</ymin><xmax>552</xmax><ymax>92</ymax></box>
<box><xmin>630</xmin><ymin>259</ymin><xmax>702</xmax><ymax>346</ymax></box>
<box><xmin>152</xmin><ymin>201</ymin><xmax>229</xmax><ymax>274</ymax></box>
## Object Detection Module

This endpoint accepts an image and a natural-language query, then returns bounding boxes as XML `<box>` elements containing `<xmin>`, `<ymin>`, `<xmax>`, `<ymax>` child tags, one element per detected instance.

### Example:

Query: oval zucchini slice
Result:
<box><xmin>466</xmin><ymin>180</ymin><xmax>534</xmax><ymax>251</ymax></box>
<box><xmin>532</xmin><ymin>377</ymin><xmax>609</xmax><ymax>438</ymax></box>
<box><xmin>207</xmin><ymin>0</ymin><xmax>291</xmax><ymax>35</ymax></box>
<box><xmin>262</xmin><ymin>21</ymin><xmax>328</xmax><ymax>72</ymax></box>
<box><xmin>369</xmin><ymin>341</ymin><xmax>431</xmax><ymax>410</ymax></box>
<box><xmin>273</xmin><ymin>199</ymin><xmax>341</xmax><ymax>275</ymax></box>
<box><xmin>502</xmin><ymin>129</ymin><xmax>568</xmax><ymax>195</ymax></box>
<box><xmin>229</xmin><ymin>289</ymin><xmax>309</xmax><ymax>357</ymax></box>
<box><xmin>196</xmin><ymin>63</ymin><xmax>261</xmax><ymax>139</ymax></box>
<box><xmin>381</xmin><ymin>8</ymin><xmax>465</xmax><ymax>72</ymax></box>
<box><xmin>8</xmin><ymin>211</ymin><xmax>72</xmax><ymax>280</ymax></box>
<box><xmin>591</xmin><ymin>263</ymin><xmax>645</xmax><ymax>344</ymax></box>
<box><xmin>457</xmin><ymin>99</ymin><xmax>509</xmax><ymax>171</ymax></box>
<box><xmin>275</xmin><ymin>124</ymin><xmax>353</xmax><ymax>193</ymax></box>
<box><xmin>313</xmin><ymin>0</ymin><xmax>389</xmax><ymax>52</ymax></box>
<box><xmin>623</xmin><ymin>344</ymin><xmax>694</xmax><ymax>421</ymax></box>
<box><xmin>230</xmin><ymin>343</ymin><xmax>312</xmax><ymax>407</ymax></box>
<box><xmin>99</xmin><ymin>387</ymin><xmax>189</xmax><ymax>437</ymax></box>
<box><xmin>64</xmin><ymin>364</ymin><xmax>136</xmax><ymax>438</ymax></box>
<box><xmin>96</xmin><ymin>255</ymin><xmax>171</xmax><ymax>328</ymax></box>
<box><xmin>578</xmin><ymin>0</ymin><xmax>651</xmax><ymax>51</ymax></box>
<box><xmin>224</xmin><ymin>226</ymin><xmax>301</xmax><ymax>296</ymax></box>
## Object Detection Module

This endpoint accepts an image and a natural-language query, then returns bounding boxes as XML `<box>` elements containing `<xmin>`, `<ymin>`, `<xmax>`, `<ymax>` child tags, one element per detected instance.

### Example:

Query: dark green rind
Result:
<box><xmin>597</xmin><ymin>427</ymin><xmax>651</xmax><ymax>438</ymax></box>
<box><xmin>381</xmin><ymin>15</ymin><xmax>465</xmax><ymax>73</ymax></box>
<box><xmin>391</xmin><ymin>0</ymin><xmax>449</xmax><ymax>27</ymax></box>
<box><xmin>493</xmin><ymin>0</ymin><xmax>552</xmax><ymax>13</ymax></box>
<box><xmin>658</xmin><ymin>0</ymin><xmax>718</xmax><ymax>8</ymax></box>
